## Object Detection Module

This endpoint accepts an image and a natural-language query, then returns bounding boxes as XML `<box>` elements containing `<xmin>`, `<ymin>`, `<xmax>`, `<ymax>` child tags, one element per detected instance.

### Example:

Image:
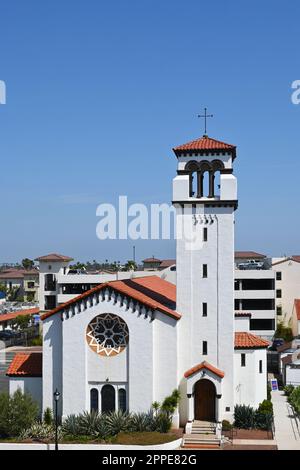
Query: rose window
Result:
<box><xmin>86</xmin><ymin>314</ymin><xmax>129</xmax><ymax>357</ymax></box>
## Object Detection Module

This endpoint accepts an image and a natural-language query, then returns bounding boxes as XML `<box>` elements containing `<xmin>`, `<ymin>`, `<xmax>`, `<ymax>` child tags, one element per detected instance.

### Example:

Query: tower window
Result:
<box><xmin>259</xmin><ymin>360</ymin><xmax>263</xmax><ymax>374</ymax></box>
<box><xmin>276</xmin><ymin>306</ymin><xmax>282</xmax><ymax>316</ymax></box>
<box><xmin>276</xmin><ymin>272</ymin><xmax>282</xmax><ymax>281</ymax></box>
<box><xmin>202</xmin><ymin>341</ymin><xmax>207</xmax><ymax>355</ymax></box>
<box><xmin>203</xmin><ymin>264</ymin><xmax>208</xmax><ymax>278</ymax></box>
<box><xmin>241</xmin><ymin>353</ymin><xmax>246</xmax><ymax>367</ymax></box>
<box><xmin>202</xmin><ymin>302</ymin><xmax>207</xmax><ymax>317</ymax></box>
<box><xmin>276</xmin><ymin>289</ymin><xmax>282</xmax><ymax>299</ymax></box>
<box><xmin>203</xmin><ymin>227</ymin><xmax>208</xmax><ymax>242</ymax></box>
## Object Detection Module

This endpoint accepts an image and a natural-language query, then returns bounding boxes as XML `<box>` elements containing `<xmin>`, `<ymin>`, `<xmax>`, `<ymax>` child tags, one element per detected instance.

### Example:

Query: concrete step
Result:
<box><xmin>183</xmin><ymin>433</ymin><xmax>221</xmax><ymax>449</ymax></box>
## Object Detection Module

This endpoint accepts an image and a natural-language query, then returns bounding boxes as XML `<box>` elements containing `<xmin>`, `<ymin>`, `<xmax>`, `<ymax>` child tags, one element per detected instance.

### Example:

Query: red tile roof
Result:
<box><xmin>235</xmin><ymin>251</ymin><xmax>266</xmax><ymax>259</ymax></box>
<box><xmin>0</xmin><ymin>270</ymin><xmax>24</xmax><ymax>279</ymax></box>
<box><xmin>159</xmin><ymin>259</ymin><xmax>176</xmax><ymax>268</ymax></box>
<box><xmin>173</xmin><ymin>135</ymin><xmax>236</xmax><ymax>157</ymax></box>
<box><xmin>272</xmin><ymin>256</ymin><xmax>300</xmax><ymax>267</ymax></box>
<box><xmin>41</xmin><ymin>276</ymin><xmax>180</xmax><ymax>321</ymax></box>
<box><xmin>6</xmin><ymin>352</ymin><xmax>42</xmax><ymax>377</ymax></box>
<box><xmin>0</xmin><ymin>308</ymin><xmax>39</xmax><ymax>324</ymax></box>
<box><xmin>142</xmin><ymin>258</ymin><xmax>161</xmax><ymax>263</ymax></box>
<box><xmin>295</xmin><ymin>299</ymin><xmax>300</xmax><ymax>321</ymax></box>
<box><xmin>234</xmin><ymin>332</ymin><xmax>269</xmax><ymax>349</ymax></box>
<box><xmin>35</xmin><ymin>253</ymin><xmax>73</xmax><ymax>262</ymax></box>
<box><xmin>184</xmin><ymin>361</ymin><xmax>225</xmax><ymax>379</ymax></box>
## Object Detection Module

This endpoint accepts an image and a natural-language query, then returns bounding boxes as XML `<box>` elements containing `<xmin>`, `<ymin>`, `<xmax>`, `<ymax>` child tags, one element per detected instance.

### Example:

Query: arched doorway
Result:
<box><xmin>194</xmin><ymin>379</ymin><xmax>216</xmax><ymax>421</ymax></box>
<box><xmin>101</xmin><ymin>384</ymin><xmax>115</xmax><ymax>413</ymax></box>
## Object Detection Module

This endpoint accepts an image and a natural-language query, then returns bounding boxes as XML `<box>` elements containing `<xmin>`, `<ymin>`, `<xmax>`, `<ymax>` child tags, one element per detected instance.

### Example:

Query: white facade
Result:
<box><xmin>272</xmin><ymin>258</ymin><xmax>300</xmax><ymax>326</ymax></box>
<box><xmin>42</xmin><ymin>291</ymin><xmax>178</xmax><ymax>422</ymax></box>
<box><xmin>234</xmin><ymin>348</ymin><xmax>267</xmax><ymax>408</ymax></box>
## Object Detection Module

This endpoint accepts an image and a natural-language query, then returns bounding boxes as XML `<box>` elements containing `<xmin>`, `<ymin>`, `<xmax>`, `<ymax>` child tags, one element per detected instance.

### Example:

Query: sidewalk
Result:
<box><xmin>272</xmin><ymin>390</ymin><xmax>300</xmax><ymax>450</ymax></box>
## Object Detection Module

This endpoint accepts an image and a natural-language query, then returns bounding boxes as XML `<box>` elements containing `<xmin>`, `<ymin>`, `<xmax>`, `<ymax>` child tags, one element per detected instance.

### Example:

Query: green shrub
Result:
<box><xmin>43</xmin><ymin>407</ymin><xmax>53</xmax><ymax>425</ymax></box>
<box><xmin>0</xmin><ymin>390</ymin><xmax>39</xmax><ymax>438</ymax></box>
<box><xmin>255</xmin><ymin>410</ymin><xmax>273</xmax><ymax>430</ymax></box>
<box><xmin>153</xmin><ymin>412</ymin><xmax>172</xmax><ymax>433</ymax></box>
<box><xmin>257</xmin><ymin>399</ymin><xmax>273</xmax><ymax>415</ymax></box>
<box><xmin>234</xmin><ymin>405</ymin><xmax>256</xmax><ymax>429</ymax></box>
<box><xmin>288</xmin><ymin>386</ymin><xmax>300</xmax><ymax>414</ymax></box>
<box><xmin>284</xmin><ymin>384</ymin><xmax>295</xmax><ymax>397</ymax></box>
<box><xmin>222</xmin><ymin>419</ymin><xmax>233</xmax><ymax>431</ymax></box>
<box><xmin>161</xmin><ymin>389</ymin><xmax>180</xmax><ymax>416</ymax></box>
<box><xmin>29</xmin><ymin>336</ymin><xmax>43</xmax><ymax>346</ymax></box>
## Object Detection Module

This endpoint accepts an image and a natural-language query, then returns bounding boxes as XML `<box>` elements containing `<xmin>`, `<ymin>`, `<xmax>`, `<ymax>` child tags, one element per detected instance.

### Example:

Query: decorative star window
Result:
<box><xmin>86</xmin><ymin>314</ymin><xmax>129</xmax><ymax>357</ymax></box>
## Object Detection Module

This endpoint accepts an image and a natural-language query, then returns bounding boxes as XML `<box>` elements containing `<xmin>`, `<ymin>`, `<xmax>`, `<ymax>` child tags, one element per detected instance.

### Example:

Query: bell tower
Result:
<box><xmin>173</xmin><ymin>134</ymin><xmax>238</xmax><ymax>421</ymax></box>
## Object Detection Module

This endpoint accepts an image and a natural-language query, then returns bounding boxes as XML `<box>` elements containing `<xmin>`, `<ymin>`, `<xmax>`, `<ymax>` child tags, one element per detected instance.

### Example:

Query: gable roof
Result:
<box><xmin>234</xmin><ymin>332</ymin><xmax>269</xmax><ymax>349</ymax></box>
<box><xmin>35</xmin><ymin>253</ymin><xmax>73</xmax><ymax>262</ymax></box>
<box><xmin>6</xmin><ymin>352</ymin><xmax>42</xmax><ymax>377</ymax></box>
<box><xmin>173</xmin><ymin>135</ymin><xmax>236</xmax><ymax>158</ymax></box>
<box><xmin>41</xmin><ymin>276</ymin><xmax>180</xmax><ymax>321</ymax></box>
<box><xmin>0</xmin><ymin>308</ymin><xmax>39</xmax><ymax>324</ymax></box>
<box><xmin>142</xmin><ymin>257</ymin><xmax>161</xmax><ymax>263</ymax></box>
<box><xmin>272</xmin><ymin>256</ymin><xmax>300</xmax><ymax>267</ymax></box>
<box><xmin>159</xmin><ymin>259</ymin><xmax>176</xmax><ymax>268</ymax></box>
<box><xmin>235</xmin><ymin>251</ymin><xmax>266</xmax><ymax>259</ymax></box>
<box><xmin>0</xmin><ymin>269</ymin><xmax>39</xmax><ymax>280</ymax></box>
<box><xmin>184</xmin><ymin>361</ymin><xmax>225</xmax><ymax>379</ymax></box>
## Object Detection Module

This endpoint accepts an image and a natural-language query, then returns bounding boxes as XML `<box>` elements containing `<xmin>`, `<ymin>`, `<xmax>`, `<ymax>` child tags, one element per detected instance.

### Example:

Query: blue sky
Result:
<box><xmin>0</xmin><ymin>0</ymin><xmax>300</xmax><ymax>263</ymax></box>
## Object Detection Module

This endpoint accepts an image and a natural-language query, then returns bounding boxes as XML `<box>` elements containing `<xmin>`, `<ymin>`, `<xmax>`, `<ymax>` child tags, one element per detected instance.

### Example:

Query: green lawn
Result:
<box><xmin>113</xmin><ymin>431</ymin><xmax>179</xmax><ymax>445</ymax></box>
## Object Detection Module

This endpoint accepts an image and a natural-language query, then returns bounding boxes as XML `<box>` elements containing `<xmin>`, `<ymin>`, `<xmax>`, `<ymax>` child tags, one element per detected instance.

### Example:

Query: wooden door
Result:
<box><xmin>194</xmin><ymin>379</ymin><xmax>216</xmax><ymax>421</ymax></box>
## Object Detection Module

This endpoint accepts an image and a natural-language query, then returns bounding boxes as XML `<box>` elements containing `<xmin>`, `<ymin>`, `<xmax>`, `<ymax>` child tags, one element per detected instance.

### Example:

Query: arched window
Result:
<box><xmin>211</xmin><ymin>160</ymin><xmax>224</xmax><ymax>198</ymax></box>
<box><xmin>101</xmin><ymin>384</ymin><xmax>115</xmax><ymax>413</ymax></box>
<box><xmin>185</xmin><ymin>161</ymin><xmax>199</xmax><ymax>197</ymax></box>
<box><xmin>198</xmin><ymin>162</ymin><xmax>212</xmax><ymax>197</ymax></box>
<box><xmin>118</xmin><ymin>388</ymin><xmax>127</xmax><ymax>412</ymax></box>
<box><xmin>90</xmin><ymin>388</ymin><xmax>99</xmax><ymax>413</ymax></box>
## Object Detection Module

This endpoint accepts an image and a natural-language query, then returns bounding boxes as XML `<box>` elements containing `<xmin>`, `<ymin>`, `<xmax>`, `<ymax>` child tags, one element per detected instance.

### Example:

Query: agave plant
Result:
<box><xmin>129</xmin><ymin>412</ymin><xmax>154</xmax><ymax>432</ymax></box>
<box><xmin>61</xmin><ymin>414</ymin><xmax>81</xmax><ymax>437</ymax></box>
<box><xmin>234</xmin><ymin>404</ymin><xmax>256</xmax><ymax>429</ymax></box>
<box><xmin>105</xmin><ymin>410</ymin><xmax>130</xmax><ymax>435</ymax></box>
<box><xmin>20</xmin><ymin>422</ymin><xmax>61</xmax><ymax>441</ymax></box>
<box><xmin>77</xmin><ymin>411</ymin><xmax>102</xmax><ymax>436</ymax></box>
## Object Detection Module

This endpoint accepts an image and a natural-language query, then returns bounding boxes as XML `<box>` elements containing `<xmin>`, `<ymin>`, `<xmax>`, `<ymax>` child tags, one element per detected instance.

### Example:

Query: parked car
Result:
<box><xmin>238</xmin><ymin>259</ymin><xmax>264</xmax><ymax>270</ymax></box>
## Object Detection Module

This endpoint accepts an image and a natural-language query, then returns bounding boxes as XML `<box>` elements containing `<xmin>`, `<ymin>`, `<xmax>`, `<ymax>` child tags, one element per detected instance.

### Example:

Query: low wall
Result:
<box><xmin>0</xmin><ymin>438</ymin><xmax>182</xmax><ymax>451</ymax></box>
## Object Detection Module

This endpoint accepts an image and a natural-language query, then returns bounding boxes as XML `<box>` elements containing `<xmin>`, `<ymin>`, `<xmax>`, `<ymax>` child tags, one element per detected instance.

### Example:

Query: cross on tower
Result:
<box><xmin>198</xmin><ymin>107</ymin><xmax>213</xmax><ymax>136</ymax></box>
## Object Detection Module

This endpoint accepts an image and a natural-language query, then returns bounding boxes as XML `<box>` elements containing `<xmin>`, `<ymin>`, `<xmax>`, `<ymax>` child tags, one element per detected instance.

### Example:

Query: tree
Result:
<box><xmin>21</xmin><ymin>258</ymin><xmax>34</xmax><ymax>270</ymax></box>
<box><xmin>275</xmin><ymin>320</ymin><xmax>293</xmax><ymax>342</ymax></box>
<box><xmin>0</xmin><ymin>390</ymin><xmax>38</xmax><ymax>437</ymax></box>
<box><xmin>11</xmin><ymin>314</ymin><xmax>31</xmax><ymax>331</ymax></box>
<box><xmin>124</xmin><ymin>260</ymin><xmax>137</xmax><ymax>271</ymax></box>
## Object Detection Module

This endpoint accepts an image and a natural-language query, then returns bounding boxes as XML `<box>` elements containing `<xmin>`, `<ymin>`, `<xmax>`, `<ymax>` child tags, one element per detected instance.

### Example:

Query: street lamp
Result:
<box><xmin>53</xmin><ymin>389</ymin><xmax>60</xmax><ymax>451</ymax></box>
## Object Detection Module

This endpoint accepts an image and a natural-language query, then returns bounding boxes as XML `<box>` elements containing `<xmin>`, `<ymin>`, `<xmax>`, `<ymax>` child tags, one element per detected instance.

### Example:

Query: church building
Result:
<box><xmin>7</xmin><ymin>133</ymin><xmax>269</xmax><ymax>429</ymax></box>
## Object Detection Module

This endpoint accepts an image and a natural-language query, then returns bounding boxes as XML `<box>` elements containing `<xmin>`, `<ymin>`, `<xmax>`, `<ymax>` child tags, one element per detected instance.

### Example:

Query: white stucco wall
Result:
<box><xmin>43</xmin><ymin>291</ymin><xmax>178</xmax><ymax>419</ymax></box>
<box><xmin>285</xmin><ymin>365</ymin><xmax>300</xmax><ymax>386</ymax></box>
<box><xmin>234</xmin><ymin>348</ymin><xmax>267</xmax><ymax>409</ymax></box>
<box><xmin>272</xmin><ymin>259</ymin><xmax>300</xmax><ymax>325</ymax></box>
